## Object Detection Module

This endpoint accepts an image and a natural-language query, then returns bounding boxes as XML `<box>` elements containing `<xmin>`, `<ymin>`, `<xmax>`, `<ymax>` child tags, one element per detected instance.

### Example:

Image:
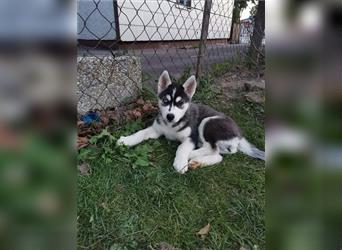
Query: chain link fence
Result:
<box><xmin>77</xmin><ymin>0</ymin><xmax>265</xmax><ymax>117</ymax></box>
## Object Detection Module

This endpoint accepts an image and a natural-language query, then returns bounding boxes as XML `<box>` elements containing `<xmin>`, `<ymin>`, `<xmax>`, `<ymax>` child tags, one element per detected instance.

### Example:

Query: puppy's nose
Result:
<box><xmin>166</xmin><ymin>114</ymin><xmax>175</xmax><ymax>122</ymax></box>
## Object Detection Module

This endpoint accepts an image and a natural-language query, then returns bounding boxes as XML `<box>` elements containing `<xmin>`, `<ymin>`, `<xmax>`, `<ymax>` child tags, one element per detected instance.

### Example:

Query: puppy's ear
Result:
<box><xmin>158</xmin><ymin>70</ymin><xmax>171</xmax><ymax>94</ymax></box>
<box><xmin>183</xmin><ymin>75</ymin><xmax>197</xmax><ymax>98</ymax></box>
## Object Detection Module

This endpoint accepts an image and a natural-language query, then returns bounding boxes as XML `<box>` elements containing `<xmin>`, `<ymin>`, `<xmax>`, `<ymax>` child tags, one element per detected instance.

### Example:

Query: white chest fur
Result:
<box><xmin>153</xmin><ymin>120</ymin><xmax>191</xmax><ymax>142</ymax></box>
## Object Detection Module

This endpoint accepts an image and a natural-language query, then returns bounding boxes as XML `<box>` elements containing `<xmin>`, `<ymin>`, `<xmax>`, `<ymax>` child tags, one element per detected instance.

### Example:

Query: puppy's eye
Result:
<box><xmin>177</xmin><ymin>100</ymin><xmax>184</xmax><ymax>106</ymax></box>
<box><xmin>162</xmin><ymin>97</ymin><xmax>168</xmax><ymax>104</ymax></box>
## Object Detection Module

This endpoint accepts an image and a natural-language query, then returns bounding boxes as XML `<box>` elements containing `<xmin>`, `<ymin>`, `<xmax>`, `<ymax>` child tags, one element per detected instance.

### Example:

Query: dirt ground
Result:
<box><xmin>216</xmin><ymin>69</ymin><xmax>265</xmax><ymax>104</ymax></box>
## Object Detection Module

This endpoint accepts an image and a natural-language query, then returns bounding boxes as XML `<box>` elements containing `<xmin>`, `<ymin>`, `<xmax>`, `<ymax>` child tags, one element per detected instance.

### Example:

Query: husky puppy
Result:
<box><xmin>117</xmin><ymin>71</ymin><xmax>265</xmax><ymax>174</ymax></box>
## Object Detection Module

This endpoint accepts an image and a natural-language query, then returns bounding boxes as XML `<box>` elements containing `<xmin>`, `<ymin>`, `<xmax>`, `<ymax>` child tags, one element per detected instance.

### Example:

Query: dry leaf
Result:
<box><xmin>77</xmin><ymin>121</ymin><xmax>85</xmax><ymax>127</ymax></box>
<box><xmin>77</xmin><ymin>136</ymin><xmax>89</xmax><ymax>149</ymax></box>
<box><xmin>188</xmin><ymin>161</ymin><xmax>202</xmax><ymax>170</ymax></box>
<box><xmin>101</xmin><ymin>202</ymin><xmax>110</xmax><ymax>212</ymax></box>
<box><xmin>132</xmin><ymin>109</ymin><xmax>142</xmax><ymax>118</ymax></box>
<box><xmin>136</xmin><ymin>98</ymin><xmax>145</xmax><ymax>105</ymax></box>
<box><xmin>143</xmin><ymin>103</ymin><xmax>158</xmax><ymax>113</ymax></box>
<box><xmin>142</xmin><ymin>104</ymin><xmax>151</xmax><ymax>112</ymax></box>
<box><xmin>78</xmin><ymin>163</ymin><xmax>90</xmax><ymax>175</ymax></box>
<box><xmin>101</xmin><ymin>115</ymin><xmax>109</xmax><ymax>125</ymax></box>
<box><xmin>115</xmin><ymin>185</ymin><xmax>124</xmax><ymax>192</ymax></box>
<box><xmin>196</xmin><ymin>223</ymin><xmax>210</xmax><ymax>237</ymax></box>
<box><xmin>158</xmin><ymin>242</ymin><xmax>180</xmax><ymax>250</ymax></box>
<box><xmin>107</xmin><ymin>110</ymin><xmax>117</xmax><ymax>120</ymax></box>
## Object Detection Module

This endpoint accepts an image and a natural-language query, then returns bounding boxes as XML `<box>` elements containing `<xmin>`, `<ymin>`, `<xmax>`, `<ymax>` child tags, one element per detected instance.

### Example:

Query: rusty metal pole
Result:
<box><xmin>196</xmin><ymin>0</ymin><xmax>212</xmax><ymax>79</ymax></box>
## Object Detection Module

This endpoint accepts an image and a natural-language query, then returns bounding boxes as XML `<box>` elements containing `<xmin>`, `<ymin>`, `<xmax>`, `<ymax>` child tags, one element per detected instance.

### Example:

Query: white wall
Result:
<box><xmin>77</xmin><ymin>0</ymin><xmax>117</xmax><ymax>40</ymax></box>
<box><xmin>117</xmin><ymin>0</ymin><xmax>234</xmax><ymax>41</ymax></box>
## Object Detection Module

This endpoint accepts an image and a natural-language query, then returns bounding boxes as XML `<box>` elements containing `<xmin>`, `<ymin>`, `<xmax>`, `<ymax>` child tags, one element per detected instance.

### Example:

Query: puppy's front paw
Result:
<box><xmin>117</xmin><ymin>136</ymin><xmax>130</xmax><ymax>146</ymax></box>
<box><xmin>188</xmin><ymin>160</ymin><xmax>202</xmax><ymax>170</ymax></box>
<box><xmin>173</xmin><ymin>158</ymin><xmax>188</xmax><ymax>174</ymax></box>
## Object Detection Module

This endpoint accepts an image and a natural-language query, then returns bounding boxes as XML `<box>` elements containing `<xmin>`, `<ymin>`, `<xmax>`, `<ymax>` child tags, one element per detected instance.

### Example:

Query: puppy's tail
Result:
<box><xmin>238</xmin><ymin>137</ymin><xmax>265</xmax><ymax>161</ymax></box>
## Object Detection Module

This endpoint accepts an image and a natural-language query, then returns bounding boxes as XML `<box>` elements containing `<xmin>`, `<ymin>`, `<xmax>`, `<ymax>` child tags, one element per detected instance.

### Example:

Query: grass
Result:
<box><xmin>78</xmin><ymin>74</ymin><xmax>265</xmax><ymax>250</ymax></box>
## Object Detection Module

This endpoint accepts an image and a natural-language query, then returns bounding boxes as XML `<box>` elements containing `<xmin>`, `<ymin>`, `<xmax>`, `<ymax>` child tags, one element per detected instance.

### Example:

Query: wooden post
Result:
<box><xmin>231</xmin><ymin>23</ymin><xmax>241</xmax><ymax>44</ymax></box>
<box><xmin>196</xmin><ymin>0</ymin><xmax>212</xmax><ymax>79</ymax></box>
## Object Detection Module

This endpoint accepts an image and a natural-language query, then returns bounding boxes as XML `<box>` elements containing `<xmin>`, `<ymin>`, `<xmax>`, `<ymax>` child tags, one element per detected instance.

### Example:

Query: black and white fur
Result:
<box><xmin>117</xmin><ymin>70</ymin><xmax>265</xmax><ymax>174</ymax></box>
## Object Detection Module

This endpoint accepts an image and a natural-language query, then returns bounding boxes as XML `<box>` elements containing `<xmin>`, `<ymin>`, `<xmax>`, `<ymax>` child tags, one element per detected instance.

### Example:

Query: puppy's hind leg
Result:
<box><xmin>188</xmin><ymin>143</ymin><xmax>215</xmax><ymax>160</ymax></box>
<box><xmin>189</xmin><ymin>153</ymin><xmax>223</xmax><ymax>168</ymax></box>
<box><xmin>117</xmin><ymin>126</ymin><xmax>160</xmax><ymax>147</ymax></box>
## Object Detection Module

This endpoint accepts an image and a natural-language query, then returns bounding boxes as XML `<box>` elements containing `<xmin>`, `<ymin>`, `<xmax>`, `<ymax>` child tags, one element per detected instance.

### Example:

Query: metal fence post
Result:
<box><xmin>113</xmin><ymin>0</ymin><xmax>121</xmax><ymax>42</ymax></box>
<box><xmin>196</xmin><ymin>0</ymin><xmax>212</xmax><ymax>79</ymax></box>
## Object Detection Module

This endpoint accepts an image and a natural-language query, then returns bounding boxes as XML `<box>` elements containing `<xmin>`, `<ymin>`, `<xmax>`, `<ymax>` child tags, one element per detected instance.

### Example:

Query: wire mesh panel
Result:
<box><xmin>77</xmin><ymin>0</ymin><xmax>264</xmax><ymax>116</ymax></box>
<box><xmin>115</xmin><ymin>0</ymin><xmax>233</xmax><ymax>78</ymax></box>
